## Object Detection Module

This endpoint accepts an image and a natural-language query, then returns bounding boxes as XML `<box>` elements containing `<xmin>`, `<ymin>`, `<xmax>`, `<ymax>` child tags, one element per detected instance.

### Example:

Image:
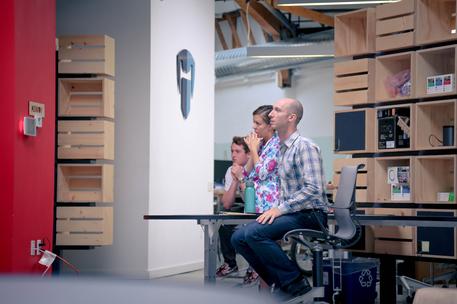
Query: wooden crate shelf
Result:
<box><xmin>57</xmin><ymin>120</ymin><xmax>114</xmax><ymax>160</ymax></box>
<box><xmin>59</xmin><ymin>77</ymin><xmax>114</xmax><ymax>118</ymax></box>
<box><xmin>334</xmin><ymin>108</ymin><xmax>375</xmax><ymax>154</ymax></box>
<box><xmin>414</xmin><ymin>155</ymin><xmax>455</xmax><ymax>203</ymax></box>
<box><xmin>333</xmin><ymin>158</ymin><xmax>374</xmax><ymax>203</ymax></box>
<box><xmin>347</xmin><ymin>208</ymin><xmax>375</xmax><ymax>253</ymax></box>
<box><xmin>335</xmin><ymin>8</ymin><xmax>376</xmax><ymax>57</ymax></box>
<box><xmin>375</xmin><ymin>52</ymin><xmax>416</xmax><ymax>102</ymax></box>
<box><xmin>374</xmin><ymin>156</ymin><xmax>414</xmax><ymax>203</ymax></box>
<box><xmin>415</xmin><ymin>45</ymin><xmax>457</xmax><ymax>98</ymax></box>
<box><xmin>334</xmin><ymin>58</ymin><xmax>375</xmax><ymax>106</ymax></box>
<box><xmin>375</xmin><ymin>239</ymin><xmax>415</xmax><ymax>256</ymax></box>
<box><xmin>372</xmin><ymin>208</ymin><xmax>414</xmax><ymax>239</ymax></box>
<box><xmin>58</xmin><ymin>35</ymin><xmax>115</xmax><ymax>76</ymax></box>
<box><xmin>415</xmin><ymin>100</ymin><xmax>456</xmax><ymax>150</ymax></box>
<box><xmin>376</xmin><ymin>0</ymin><xmax>416</xmax><ymax>52</ymax></box>
<box><xmin>56</xmin><ymin>206</ymin><xmax>113</xmax><ymax>246</ymax></box>
<box><xmin>416</xmin><ymin>0</ymin><xmax>457</xmax><ymax>46</ymax></box>
<box><xmin>376</xmin><ymin>104</ymin><xmax>415</xmax><ymax>152</ymax></box>
<box><xmin>416</xmin><ymin>210</ymin><xmax>456</xmax><ymax>258</ymax></box>
<box><xmin>57</xmin><ymin>164</ymin><xmax>114</xmax><ymax>203</ymax></box>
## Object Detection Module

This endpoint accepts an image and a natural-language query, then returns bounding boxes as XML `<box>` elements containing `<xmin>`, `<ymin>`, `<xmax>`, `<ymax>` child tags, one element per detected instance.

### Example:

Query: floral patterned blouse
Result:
<box><xmin>247</xmin><ymin>133</ymin><xmax>281</xmax><ymax>213</ymax></box>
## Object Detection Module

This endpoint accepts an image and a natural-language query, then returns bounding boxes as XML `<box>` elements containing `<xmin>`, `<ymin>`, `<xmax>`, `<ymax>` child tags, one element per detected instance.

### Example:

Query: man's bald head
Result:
<box><xmin>281</xmin><ymin>98</ymin><xmax>303</xmax><ymax>126</ymax></box>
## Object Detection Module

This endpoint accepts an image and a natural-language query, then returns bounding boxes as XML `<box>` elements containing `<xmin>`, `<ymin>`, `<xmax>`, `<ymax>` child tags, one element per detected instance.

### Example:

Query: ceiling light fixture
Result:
<box><xmin>276</xmin><ymin>0</ymin><xmax>401</xmax><ymax>6</ymax></box>
<box><xmin>246</xmin><ymin>41</ymin><xmax>334</xmax><ymax>58</ymax></box>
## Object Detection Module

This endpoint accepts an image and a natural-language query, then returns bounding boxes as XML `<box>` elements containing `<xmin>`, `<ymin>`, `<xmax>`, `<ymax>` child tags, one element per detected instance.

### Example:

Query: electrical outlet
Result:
<box><xmin>30</xmin><ymin>240</ymin><xmax>42</xmax><ymax>256</ymax></box>
<box><xmin>421</xmin><ymin>241</ymin><xmax>430</xmax><ymax>253</ymax></box>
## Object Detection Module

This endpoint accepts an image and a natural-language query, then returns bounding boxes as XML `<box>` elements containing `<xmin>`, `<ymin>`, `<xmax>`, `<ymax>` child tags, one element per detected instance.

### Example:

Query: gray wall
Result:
<box><xmin>215</xmin><ymin>59</ymin><xmax>340</xmax><ymax>182</ymax></box>
<box><xmin>57</xmin><ymin>0</ymin><xmax>150</xmax><ymax>277</ymax></box>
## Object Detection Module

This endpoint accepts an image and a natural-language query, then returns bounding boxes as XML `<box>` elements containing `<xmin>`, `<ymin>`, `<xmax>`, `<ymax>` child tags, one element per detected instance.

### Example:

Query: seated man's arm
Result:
<box><xmin>221</xmin><ymin>166</ymin><xmax>242</xmax><ymax>210</ymax></box>
<box><xmin>221</xmin><ymin>179</ymin><xmax>239</xmax><ymax>210</ymax></box>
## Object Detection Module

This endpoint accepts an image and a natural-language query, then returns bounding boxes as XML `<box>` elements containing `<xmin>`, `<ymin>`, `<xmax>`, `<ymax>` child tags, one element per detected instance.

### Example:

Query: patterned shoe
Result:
<box><xmin>216</xmin><ymin>263</ymin><xmax>238</xmax><ymax>277</ymax></box>
<box><xmin>243</xmin><ymin>269</ymin><xmax>259</xmax><ymax>285</ymax></box>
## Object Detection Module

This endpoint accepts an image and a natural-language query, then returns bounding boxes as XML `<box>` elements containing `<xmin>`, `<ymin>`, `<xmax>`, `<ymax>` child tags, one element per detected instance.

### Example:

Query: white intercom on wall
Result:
<box><xmin>23</xmin><ymin>101</ymin><xmax>45</xmax><ymax>137</ymax></box>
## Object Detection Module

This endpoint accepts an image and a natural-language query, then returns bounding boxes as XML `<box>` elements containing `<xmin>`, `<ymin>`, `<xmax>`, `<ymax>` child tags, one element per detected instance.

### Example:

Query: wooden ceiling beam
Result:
<box><xmin>235</xmin><ymin>0</ymin><xmax>282</xmax><ymax>38</ymax></box>
<box><xmin>215</xmin><ymin>20</ymin><xmax>228</xmax><ymax>50</ymax></box>
<box><xmin>274</xmin><ymin>5</ymin><xmax>334</xmax><ymax>27</ymax></box>
<box><xmin>224</xmin><ymin>13</ymin><xmax>242</xmax><ymax>49</ymax></box>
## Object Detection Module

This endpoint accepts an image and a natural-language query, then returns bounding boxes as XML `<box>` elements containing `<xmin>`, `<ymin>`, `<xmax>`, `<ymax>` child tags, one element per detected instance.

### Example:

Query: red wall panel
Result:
<box><xmin>0</xmin><ymin>0</ymin><xmax>56</xmax><ymax>273</ymax></box>
<box><xmin>0</xmin><ymin>0</ymin><xmax>16</xmax><ymax>272</ymax></box>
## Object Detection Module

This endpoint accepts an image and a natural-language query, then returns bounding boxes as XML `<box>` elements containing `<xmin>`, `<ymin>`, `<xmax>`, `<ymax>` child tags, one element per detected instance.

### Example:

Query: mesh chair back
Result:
<box><xmin>334</xmin><ymin>165</ymin><xmax>359</xmax><ymax>209</ymax></box>
<box><xmin>331</xmin><ymin>165</ymin><xmax>363</xmax><ymax>241</ymax></box>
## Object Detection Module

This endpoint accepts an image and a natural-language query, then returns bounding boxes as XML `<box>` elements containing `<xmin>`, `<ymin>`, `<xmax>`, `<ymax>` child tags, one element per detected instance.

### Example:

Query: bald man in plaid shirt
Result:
<box><xmin>231</xmin><ymin>98</ymin><xmax>328</xmax><ymax>300</ymax></box>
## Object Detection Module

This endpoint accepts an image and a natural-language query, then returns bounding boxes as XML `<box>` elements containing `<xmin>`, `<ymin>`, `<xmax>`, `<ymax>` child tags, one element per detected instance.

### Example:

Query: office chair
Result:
<box><xmin>282</xmin><ymin>164</ymin><xmax>365</xmax><ymax>303</ymax></box>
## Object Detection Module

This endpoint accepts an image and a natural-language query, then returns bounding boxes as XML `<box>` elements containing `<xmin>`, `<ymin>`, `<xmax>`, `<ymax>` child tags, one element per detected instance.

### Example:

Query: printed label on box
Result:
<box><xmin>427</xmin><ymin>77</ymin><xmax>436</xmax><ymax>94</ymax></box>
<box><xmin>426</xmin><ymin>74</ymin><xmax>455</xmax><ymax>94</ymax></box>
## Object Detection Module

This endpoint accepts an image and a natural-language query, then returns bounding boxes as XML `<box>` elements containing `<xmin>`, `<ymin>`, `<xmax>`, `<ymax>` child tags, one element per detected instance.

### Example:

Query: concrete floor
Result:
<box><xmin>154</xmin><ymin>266</ymin><xmax>392</xmax><ymax>303</ymax></box>
<box><xmin>154</xmin><ymin>257</ymin><xmax>455</xmax><ymax>304</ymax></box>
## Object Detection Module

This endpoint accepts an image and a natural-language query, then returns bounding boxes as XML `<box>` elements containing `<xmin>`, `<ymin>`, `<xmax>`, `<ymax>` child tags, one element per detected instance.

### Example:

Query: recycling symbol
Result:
<box><xmin>359</xmin><ymin>269</ymin><xmax>373</xmax><ymax>288</ymax></box>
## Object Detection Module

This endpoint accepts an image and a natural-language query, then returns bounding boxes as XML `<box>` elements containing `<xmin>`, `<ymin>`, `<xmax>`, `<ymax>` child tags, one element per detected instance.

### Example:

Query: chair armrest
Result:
<box><xmin>283</xmin><ymin>229</ymin><xmax>328</xmax><ymax>242</ymax></box>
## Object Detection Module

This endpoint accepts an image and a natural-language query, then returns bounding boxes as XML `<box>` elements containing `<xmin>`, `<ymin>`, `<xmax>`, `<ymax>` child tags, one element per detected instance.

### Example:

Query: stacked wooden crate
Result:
<box><xmin>56</xmin><ymin>35</ymin><xmax>115</xmax><ymax>246</ymax></box>
<box><xmin>334</xmin><ymin>0</ymin><xmax>457</xmax><ymax>258</ymax></box>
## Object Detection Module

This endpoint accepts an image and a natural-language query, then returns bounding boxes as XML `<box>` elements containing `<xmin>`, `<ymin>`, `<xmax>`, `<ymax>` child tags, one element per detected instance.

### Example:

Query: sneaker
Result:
<box><xmin>282</xmin><ymin>276</ymin><xmax>312</xmax><ymax>297</ymax></box>
<box><xmin>243</xmin><ymin>269</ymin><xmax>259</xmax><ymax>285</ymax></box>
<box><xmin>216</xmin><ymin>263</ymin><xmax>238</xmax><ymax>277</ymax></box>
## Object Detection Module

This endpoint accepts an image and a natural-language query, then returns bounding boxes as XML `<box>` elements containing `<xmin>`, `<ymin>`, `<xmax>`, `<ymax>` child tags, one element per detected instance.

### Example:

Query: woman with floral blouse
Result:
<box><xmin>244</xmin><ymin>105</ymin><xmax>281</xmax><ymax>213</ymax></box>
<box><xmin>239</xmin><ymin>105</ymin><xmax>281</xmax><ymax>285</ymax></box>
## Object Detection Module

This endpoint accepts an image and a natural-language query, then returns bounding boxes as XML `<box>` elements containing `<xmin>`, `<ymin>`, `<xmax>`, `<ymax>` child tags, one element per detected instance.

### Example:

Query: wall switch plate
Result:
<box><xmin>421</xmin><ymin>241</ymin><xmax>430</xmax><ymax>253</ymax></box>
<box><xmin>30</xmin><ymin>240</ymin><xmax>42</xmax><ymax>256</ymax></box>
<box><xmin>29</xmin><ymin>101</ymin><xmax>45</xmax><ymax>118</ymax></box>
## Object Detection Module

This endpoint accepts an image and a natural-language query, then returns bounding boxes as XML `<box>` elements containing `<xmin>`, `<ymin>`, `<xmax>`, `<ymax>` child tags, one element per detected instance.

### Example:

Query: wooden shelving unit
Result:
<box><xmin>416</xmin><ymin>45</ymin><xmax>457</xmax><ymax>98</ymax></box>
<box><xmin>335</xmin><ymin>8</ymin><xmax>376</xmax><ymax>57</ymax></box>
<box><xmin>373</xmin><ymin>208</ymin><xmax>415</xmax><ymax>256</ymax></box>
<box><xmin>57</xmin><ymin>164</ymin><xmax>114</xmax><ymax>203</ymax></box>
<box><xmin>415</xmin><ymin>99</ymin><xmax>456</xmax><ymax>150</ymax></box>
<box><xmin>334</xmin><ymin>108</ymin><xmax>375</xmax><ymax>154</ymax></box>
<box><xmin>58</xmin><ymin>35</ymin><xmax>115</xmax><ymax>76</ymax></box>
<box><xmin>375</xmin><ymin>52</ymin><xmax>416</xmax><ymax>102</ymax></box>
<box><xmin>56</xmin><ymin>206</ymin><xmax>113</xmax><ymax>246</ymax></box>
<box><xmin>416</xmin><ymin>210</ymin><xmax>456</xmax><ymax>258</ymax></box>
<box><xmin>414</xmin><ymin>155</ymin><xmax>456</xmax><ymax>203</ymax></box>
<box><xmin>57</xmin><ymin>120</ymin><xmax>115</xmax><ymax>160</ymax></box>
<box><xmin>334</xmin><ymin>58</ymin><xmax>375</xmax><ymax>106</ymax></box>
<box><xmin>56</xmin><ymin>35</ymin><xmax>115</xmax><ymax>247</ymax></box>
<box><xmin>59</xmin><ymin>77</ymin><xmax>115</xmax><ymax>118</ymax></box>
<box><xmin>376</xmin><ymin>0</ymin><xmax>416</xmax><ymax>52</ymax></box>
<box><xmin>374</xmin><ymin>156</ymin><xmax>414</xmax><ymax>203</ymax></box>
<box><xmin>334</xmin><ymin>2</ymin><xmax>457</xmax><ymax>260</ymax></box>
<box><xmin>333</xmin><ymin>158</ymin><xmax>374</xmax><ymax>203</ymax></box>
<box><xmin>416</xmin><ymin>0</ymin><xmax>457</xmax><ymax>46</ymax></box>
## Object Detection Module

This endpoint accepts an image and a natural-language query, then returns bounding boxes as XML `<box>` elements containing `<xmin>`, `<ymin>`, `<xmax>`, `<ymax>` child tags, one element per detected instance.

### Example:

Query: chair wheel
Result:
<box><xmin>289</xmin><ymin>242</ymin><xmax>313</xmax><ymax>275</ymax></box>
<box><xmin>406</xmin><ymin>291</ymin><xmax>416</xmax><ymax>304</ymax></box>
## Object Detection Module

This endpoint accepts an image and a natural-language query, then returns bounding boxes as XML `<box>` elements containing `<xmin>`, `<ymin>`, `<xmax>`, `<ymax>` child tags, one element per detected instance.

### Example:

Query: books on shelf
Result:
<box><xmin>387</xmin><ymin>166</ymin><xmax>411</xmax><ymax>201</ymax></box>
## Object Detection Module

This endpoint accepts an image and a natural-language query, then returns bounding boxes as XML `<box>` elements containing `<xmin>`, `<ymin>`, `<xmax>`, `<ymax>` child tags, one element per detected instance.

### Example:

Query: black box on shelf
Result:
<box><xmin>378</xmin><ymin>109</ymin><xmax>410</xmax><ymax>150</ymax></box>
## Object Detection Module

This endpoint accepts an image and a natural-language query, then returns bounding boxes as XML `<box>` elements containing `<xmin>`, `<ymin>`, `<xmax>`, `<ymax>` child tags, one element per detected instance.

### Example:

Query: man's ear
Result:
<box><xmin>288</xmin><ymin>113</ymin><xmax>297</xmax><ymax>123</ymax></box>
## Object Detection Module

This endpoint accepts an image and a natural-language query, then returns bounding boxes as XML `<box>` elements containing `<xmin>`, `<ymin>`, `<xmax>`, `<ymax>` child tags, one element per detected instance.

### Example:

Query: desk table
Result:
<box><xmin>144</xmin><ymin>214</ymin><xmax>457</xmax><ymax>303</ymax></box>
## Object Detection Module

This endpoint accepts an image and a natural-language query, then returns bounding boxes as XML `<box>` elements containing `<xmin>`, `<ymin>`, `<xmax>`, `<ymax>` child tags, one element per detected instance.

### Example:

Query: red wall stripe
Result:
<box><xmin>0</xmin><ymin>0</ymin><xmax>56</xmax><ymax>273</ymax></box>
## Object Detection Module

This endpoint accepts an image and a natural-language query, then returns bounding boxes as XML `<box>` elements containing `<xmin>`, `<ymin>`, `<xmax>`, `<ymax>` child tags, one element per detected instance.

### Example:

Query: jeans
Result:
<box><xmin>231</xmin><ymin>209</ymin><xmax>326</xmax><ymax>288</ymax></box>
<box><xmin>219</xmin><ymin>225</ymin><xmax>237</xmax><ymax>268</ymax></box>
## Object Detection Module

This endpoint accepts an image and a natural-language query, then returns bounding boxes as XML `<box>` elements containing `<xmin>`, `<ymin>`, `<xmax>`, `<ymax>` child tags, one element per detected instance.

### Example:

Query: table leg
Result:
<box><xmin>203</xmin><ymin>220</ymin><xmax>221</xmax><ymax>284</ymax></box>
<box><xmin>380</xmin><ymin>255</ymin><xmax>397</xmax><ymax>304</ymax></box>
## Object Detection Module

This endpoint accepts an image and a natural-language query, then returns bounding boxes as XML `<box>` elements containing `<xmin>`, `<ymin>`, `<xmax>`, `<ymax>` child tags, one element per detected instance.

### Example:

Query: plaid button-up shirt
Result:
<box><xmin>277</xmin><ymin>131</ymin><xmax>328</xmax><ymax>214</ymax></box>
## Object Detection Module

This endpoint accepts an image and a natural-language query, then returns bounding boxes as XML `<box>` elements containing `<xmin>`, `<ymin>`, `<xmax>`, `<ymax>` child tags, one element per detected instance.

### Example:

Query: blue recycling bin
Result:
<box><xmin>322</xmin><ymin>257</ymin><xmax>378</xmax><ymax>304</ymax></box>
